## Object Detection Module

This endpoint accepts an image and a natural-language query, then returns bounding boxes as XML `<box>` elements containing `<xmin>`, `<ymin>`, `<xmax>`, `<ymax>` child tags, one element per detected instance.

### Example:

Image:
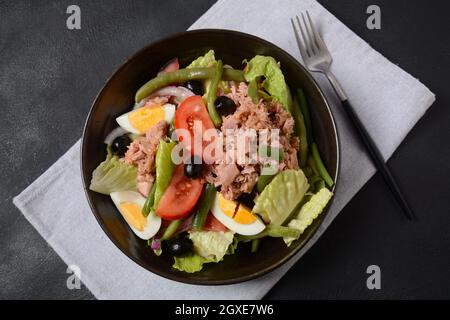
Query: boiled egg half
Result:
<box><xmin>211</xmin><ymin>193</ymin><xmax>266</xmax><ymax>235</ymax></box>
<box><xmin>116</xmin><ymin>103</ymin><xmax>175</xmax><ymax>134</ymax></box>
<box><xmin>110</xmin><ymin>191</ymin><xmax>161</xmax><ymax>240</ymax></box>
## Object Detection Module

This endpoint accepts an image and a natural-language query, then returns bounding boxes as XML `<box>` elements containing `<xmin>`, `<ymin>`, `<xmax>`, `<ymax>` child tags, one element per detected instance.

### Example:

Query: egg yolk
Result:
<box><xmin>120</xmin><ymin>202</ymin><xmax>146</xmax><ymax>231</ymax></box>
<box><xmin>129</xmin><ymin>106</ymin><xmax>165</xmax><ymax>134</ymax></box>
<box><xmin>218</xmin><ymin>194</ymin><xmax>256</xmax><ymax>224</ymax></box>
<box><xmin>234</xmin><ymin>205</ymin><xmax>256</xmax><ymax>224</ymax></box>
<box><xmin>218</xmin><ymin>194</ymin><xmax>238</xmax><ymax>218</ymax></box>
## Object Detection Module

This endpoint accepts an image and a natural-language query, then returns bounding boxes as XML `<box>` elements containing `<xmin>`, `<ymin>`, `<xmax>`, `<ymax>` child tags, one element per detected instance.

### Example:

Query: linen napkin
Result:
<box><xmin>13</xmin><ymin>0</ymin><xmax>435</xmax><ymax>300</ymax></box>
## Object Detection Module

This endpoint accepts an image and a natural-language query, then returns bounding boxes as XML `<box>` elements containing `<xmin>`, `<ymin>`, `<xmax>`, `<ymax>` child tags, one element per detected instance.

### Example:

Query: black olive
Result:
<box><xmin>183</xmin><ymin>80</ymin><xmax>204</xmax><ymax>96</ymax></box>
<box><xmin>214</xmin><ymin>96</ymin><xmax>237</xmax><ymax>116</ymax></box>
<box><xmin>184</xmin><ymin>156</ymin><xmax>203</xmax><ymax>178</ymax></box>
<box><xmin>168</xmin><ymin>237</ymin><xmax>193</xmax><ymax>256</ymax></box>
<box><xmin>111</xmin><ymin>134</ymin><xmax>132</xmax><ymax>157</ymax></box>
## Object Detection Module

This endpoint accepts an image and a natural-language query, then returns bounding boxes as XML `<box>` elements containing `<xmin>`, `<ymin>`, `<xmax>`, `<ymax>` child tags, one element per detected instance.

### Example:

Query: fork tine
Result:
<box><xmin>290</xmin><ymin>18</ymin><xmax>309</xmax><ymax>61</ymax></box>
<box><xmin>306</xmin><ymin>11</ymin><xmax>327</xmax><ymax>52</ymax></box>
<box><xmin>301</xmin><ymin>12</ymin><xmax>318</xmax><ymax>54</ymax></box>
<box><xmin>295</xmin><ymin>15</ymin><xmax>311</xmax><ymax>57</ymax></box>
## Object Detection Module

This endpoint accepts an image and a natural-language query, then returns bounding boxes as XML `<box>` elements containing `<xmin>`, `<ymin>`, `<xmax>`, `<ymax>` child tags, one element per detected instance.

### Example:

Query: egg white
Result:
<box><xmin>110</xmin><ymin>191</ymin><xmax>161</xmax><ymax>240</ymax></box>
<box><xmin>211</xmin><ymin>193</ymin><xmax>266</xmax><ymax>236</ymax></box>
<box><xmin>116</xmin><ymin>103</ymin><xmax>175</xmax><ymax>134</ymax></box>
<box><xmin>163</xmin><ymin>103</ymin><xmax>175</xmax><ymax>124</ymax></box>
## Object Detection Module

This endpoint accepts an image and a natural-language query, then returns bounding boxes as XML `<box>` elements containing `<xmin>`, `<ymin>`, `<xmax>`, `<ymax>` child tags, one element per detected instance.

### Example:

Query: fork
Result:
<box><xmin>291</xmin><ymin>12</ymin><xmax>415</xmax><ymax>221</ymax></box>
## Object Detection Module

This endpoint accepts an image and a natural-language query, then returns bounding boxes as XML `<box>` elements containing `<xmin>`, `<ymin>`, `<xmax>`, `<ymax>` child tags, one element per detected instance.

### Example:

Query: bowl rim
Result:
<box><xmin>81</xmin><ymin>28</ymin><xmax>340</xmax><ymax>285</ymax></box>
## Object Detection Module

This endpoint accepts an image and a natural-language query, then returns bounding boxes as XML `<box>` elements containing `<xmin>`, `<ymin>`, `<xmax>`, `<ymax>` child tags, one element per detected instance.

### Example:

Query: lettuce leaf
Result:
<box><xmin>284</xmin><ymin>187</ymin><xmax>333</xmax><ymax>246</ymax></box>
<box><xmin>187</xmin><ymin>50</ymin><xmax>230</xmax><ymax>96</ymax></box>
<box><xmin>189</xmin><ymin>230</ymin><xmax>234</xmax><ymax>262</ymax></box>
<box><xmin>187</xmin><ymin>49</ymin><xmax>216</xmax><ymax>68</ymax></box>
<box><xmin>89</xmin><ymin>146</ymin><xmax>137</xmax><ymax>195</ymax></box>
<box><xmin>172</xmin><ymin>231</ymin><xmax>235</xmax><ymax>273</ymax></box>
<box><xmin>173</xmin><ymin>253</ymin><xmax>208</xmax><ymax>273</ymax></box>
<box><xmin>252</xmin><ymin>169</ymin><xmax>309</xmax><ymax>226</ymax></box>
<box><xmin>153</xmin><ymin>140</ymin><xmax>177</xmax><ymax>210</ymax></box>
<box><xmin>226</xmin><ymin>236</ymin><xmax>239</xmax><ymax>255</ymax></box>
<box><xmin>244</xmin><ymin>55</ymin><xmax>292</xmax><ymax>113</ymax></box>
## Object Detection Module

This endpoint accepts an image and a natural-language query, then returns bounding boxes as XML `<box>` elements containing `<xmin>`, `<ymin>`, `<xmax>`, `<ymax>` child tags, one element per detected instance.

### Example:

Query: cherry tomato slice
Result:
<box><xmin>174</xmin><ymin>95</ymin><xmax>216</xmax><ymax>158</ymax></box>
<box><xmin>155</xmin><ymin>165</ymin><xmax>203</xmax><ymax>220</ymax></box>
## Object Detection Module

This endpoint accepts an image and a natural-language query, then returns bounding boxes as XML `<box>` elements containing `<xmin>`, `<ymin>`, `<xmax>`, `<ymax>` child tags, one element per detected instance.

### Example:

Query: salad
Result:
<box><xmin>89</xmin><ymin>50</ymin><xmax>334</xmax><ymax>273</ymax></box>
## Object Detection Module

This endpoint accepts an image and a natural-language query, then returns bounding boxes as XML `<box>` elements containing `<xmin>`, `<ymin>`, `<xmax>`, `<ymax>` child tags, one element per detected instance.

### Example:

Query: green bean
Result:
<box><xmin>206</xmin><ymin>60</ymin><xmax>223</xmax><ymax>127</ymax></box>
<box><xmin>294</xmin><ymin>87</ymin><xmax>333</xmax><ymax>187</ymax></box>
<box><xmin>316</xmin><ymin>179</ymin><xmax>326</xmax><ymax>191</ymax></box>
<box><xmin>161</xmin><ymin>219</ymin><xmax>182</xmax><ymax>241</ymax></box>
<box><xmin>297</xmin><ymin>88</ymin><xmax>313</xmax><ymax>145</ymax></box>
<box><xmin>135</xmin><ymin>67</ymin><xmax>245</xmax><ymax>103</ymax></box>
<box><xmin>248</xmin><ymin>79</ymin><xmax>259</xmax><ymax>103</ymax></box>
<box><xmin>286</xmin><ymin>86</ymin><xmax>294</xmax><ymax>114</ymax></box>
<box><xmin>292</xmin><ymin>96</ymin><xmax>309</xmax><ymax>168</ymax></box>
<box><xmin>303</xmin><ymin>166</ymin><xmax>313</xmax><ymax>179</ymax></box>
<box><xmin>267</xmin><ymin>225</ymin><xmax>301</xmax><ymax>238</ymax></box>
<box><xmin>237</xmin><ymin>226</ymin><xmax>301</xmax><ymax>242</ymax></box>
<box><xmin>311</xmin><ymin>143</ymin><xmax>334</xmax><ymax>187</ymax></box>
<box><xmin>251</xmin><ymin>239</ymin><xmax>260</xmax><ymax>253</ymax></box>
<box><xmin>256</xmin><ymin>174</ymin><xmax>275</xmax><ymax>193</ymax></box>
<box><xmin>223</xmin><ymin>68</ymin><xmax>245</xmax><ymax>82</ymax></box>
<box><xmin>192</xmin><ymin>184</ymin><xmax>216</xmax><ymax>230</ymax></box>
<box><xmin>308</xmin><ymin>174</ymin><xmax>322</xmax><ymax>186</ymax></box>
<box><xmin>307</xmin><ymin>175</ymin><xmax>322</xmax><ymax>193</ymax></box>
<box><xmin>142</xmin><ymin>183</ymin><xmax>156</xmax><ymax>217</ymax></box>
<box><xmin>307</xmin><ymin>156</ymin><xmax>319</xmax><ymax>176</ymax></box>
<box><xmin>136</xmin><ymin>68</ymin><xmax>211</xmax><ymax>102</ymax></box>
<box><xmin>237</xmin><ymin>232</ymin><xmax>264</xmax><ymax>242</ymax></box>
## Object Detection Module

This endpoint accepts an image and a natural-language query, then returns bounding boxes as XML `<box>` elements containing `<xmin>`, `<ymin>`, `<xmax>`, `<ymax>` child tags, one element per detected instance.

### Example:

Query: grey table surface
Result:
<box><xmin>0</xmin><ymin>0</ymin><xmax>449</xmax><ymax>300</ymax></box>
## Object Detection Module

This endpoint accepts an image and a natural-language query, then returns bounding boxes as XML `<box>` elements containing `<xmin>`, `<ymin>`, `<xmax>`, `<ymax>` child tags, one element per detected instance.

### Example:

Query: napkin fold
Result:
<box><xmin>14</xmin><ymin>0</ymin><xmax>435</xmax><ymax>299</ymax></box>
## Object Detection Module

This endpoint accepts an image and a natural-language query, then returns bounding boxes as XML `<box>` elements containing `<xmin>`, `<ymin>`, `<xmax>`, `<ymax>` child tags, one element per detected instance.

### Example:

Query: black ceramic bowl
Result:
<box><xmin>81</xmin><ymin>29</ymin><xmax>339</xmax><ymax>285</ymax></box>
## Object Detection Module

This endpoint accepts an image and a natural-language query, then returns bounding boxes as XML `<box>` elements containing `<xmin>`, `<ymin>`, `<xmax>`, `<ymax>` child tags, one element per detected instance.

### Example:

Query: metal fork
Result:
<box><xmin>291</xmin><ymin>12</ymin><xmax>415</xmax><ymax>221</ymax></box>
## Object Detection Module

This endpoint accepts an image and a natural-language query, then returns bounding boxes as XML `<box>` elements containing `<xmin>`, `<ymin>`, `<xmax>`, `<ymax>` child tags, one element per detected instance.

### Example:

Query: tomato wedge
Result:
<box><xmin>203</xmin><ymin>212</ymin><xmax>228</xmax><ymax>232</ymax></box>
<box><xmin>174</xmin><ymin>95</ymin><xmax>216</xmax><ymax>159</ymax></box>
<box><xmin>158</xmin><ymin>57</ymin><xmax>179</xmax><ymax>74</ymax></box>
<box><xmin>155</xmin><ymin>165</ymin><xmax>203</xmax><ymax>220</ymax></box>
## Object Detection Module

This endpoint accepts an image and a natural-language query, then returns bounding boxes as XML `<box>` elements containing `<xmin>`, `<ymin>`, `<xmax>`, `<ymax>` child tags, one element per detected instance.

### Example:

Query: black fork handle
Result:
<box><xmin>342</xmin><ymin>99</ymin><xmax>415</xmax><ymax>221</ymax></box>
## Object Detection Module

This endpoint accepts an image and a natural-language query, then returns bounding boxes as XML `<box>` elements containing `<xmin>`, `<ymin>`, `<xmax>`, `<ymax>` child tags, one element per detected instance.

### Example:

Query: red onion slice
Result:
<box><xmin>149</xmin><ymin>86</ymin><xmax>194</xmax><ymax>104</ymax></box>
<box><xmin>150</xmin><ymin>238</ymin><xmax>161</xmax><ymax>250</ymax></box>
<box><xmin>176</xmin><ymin>215</ymin><xmax>194</xmax><ymax>235</ymax></box>
<box><xmin>104</xmin><ymin>127</ymin><xmax>128</xmax><ymax>145</ymax></box>
<box><xmin>135</xmin><ymin>86</ymin><xmax>194</xmax><ymax>109</ymax></box>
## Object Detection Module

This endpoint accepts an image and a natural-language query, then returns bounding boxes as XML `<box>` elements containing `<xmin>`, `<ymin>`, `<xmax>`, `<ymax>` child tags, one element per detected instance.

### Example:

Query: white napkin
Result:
<box><xmin>13</xmin><ymin>0</ymin><xmax>435</xmax><ymax>300</ymax></box>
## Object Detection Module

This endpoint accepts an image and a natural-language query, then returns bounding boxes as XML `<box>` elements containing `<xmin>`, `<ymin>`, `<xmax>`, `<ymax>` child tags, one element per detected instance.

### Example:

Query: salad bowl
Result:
<box><xmin>81</xmin><ymin>29</ymin><xmax>339</xmax><ymax>285</ymax></box>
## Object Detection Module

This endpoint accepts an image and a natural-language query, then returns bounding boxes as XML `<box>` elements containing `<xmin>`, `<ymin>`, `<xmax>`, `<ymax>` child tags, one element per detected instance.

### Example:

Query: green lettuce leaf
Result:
<box><xmin>284</xmin><ymin>187</ymin><xmax>333</xmax><ymax>246</ymax></box>
<box><xmin>252</xmin><ymin>169</ymin><xmax>309</xmax><ymax>226</ymax></box>
<box><xmin>89</xmin><ymin>146</ymin><xmax>137</xmax><ymax>195</ymax></box>
<box><xmin>153</xmin><ymin>140</ymin><xmax>177</xmax><ymax>210</ymax></box>
<box><xmin>189</xmin><ymin>230</ymin><xmax>234</xmax><ymax>262</ymax></box>
<box><xmin>173</xmin><ymin>231</ymin><xmax>236</xmax><ymax>273</ymax></box>
<box><xmin>244</xmin><ymin>55</ymin><xmax>292</xmax><ymax>113</ymax></box>
<box><xmin>226</xmin><ymin>236</ymin><xmax>239</xmax><ymax>255</ymax></box>
<box><xmin>187</xmin><ymin>49</ymin><xmax>216</xmax><ymax>68</ymax></box>
<box><xmin>173</xmin><ymin>253</ymin><xmax>208</xmax><ymax>273</ymax></box>
<box><xmin>187</xmin><ymin>50</ymin><xmax>230</xmax><ymax>96</ymax></box>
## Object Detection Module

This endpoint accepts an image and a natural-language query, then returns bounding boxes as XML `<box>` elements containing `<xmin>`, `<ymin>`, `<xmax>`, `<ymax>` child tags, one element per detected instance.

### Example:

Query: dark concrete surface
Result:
<box><xmin>0</xmin><ymin>0</ymin><xmax>449</xmax><ymax>300</ymax></box>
